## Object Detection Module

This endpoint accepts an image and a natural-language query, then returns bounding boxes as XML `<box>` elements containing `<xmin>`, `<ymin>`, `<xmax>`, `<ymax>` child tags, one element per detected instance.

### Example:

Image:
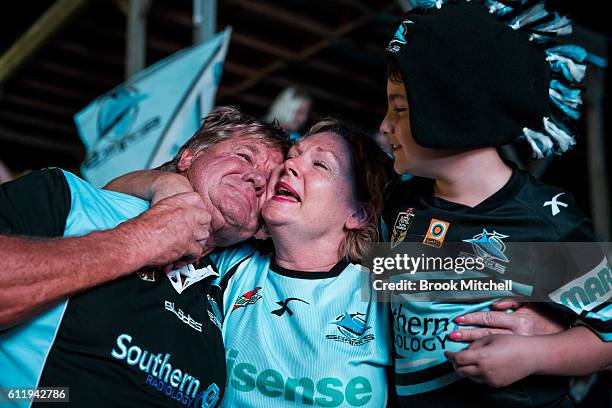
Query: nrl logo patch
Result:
<box><xmin>391</xmin><ymin>208</ymin><xmax>415</xmax><ymax>249</ymax></box>
<box><xmin>231</xmin><ymin>287</ymin><xmax>263</xmax><ymax>312</ymax></box>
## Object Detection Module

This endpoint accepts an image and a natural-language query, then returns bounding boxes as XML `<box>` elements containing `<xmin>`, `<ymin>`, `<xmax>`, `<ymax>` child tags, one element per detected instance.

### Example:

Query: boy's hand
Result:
<box><xmin>449</xmin><ymin>300</ymin><xmax>565</xmax><ymax>342</ymax></box>
<box><xmin>445</xmin><ymin>334</ymin><xmax>537</xmax><ymax>388</ymax></box>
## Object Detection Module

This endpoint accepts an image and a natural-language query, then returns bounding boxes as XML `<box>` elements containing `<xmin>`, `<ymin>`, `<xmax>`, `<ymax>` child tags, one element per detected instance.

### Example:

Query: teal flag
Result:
<box><xmin>75</xmin><ymin>27</ymin><xmax>232</xmax><ymax>187</ymax></box>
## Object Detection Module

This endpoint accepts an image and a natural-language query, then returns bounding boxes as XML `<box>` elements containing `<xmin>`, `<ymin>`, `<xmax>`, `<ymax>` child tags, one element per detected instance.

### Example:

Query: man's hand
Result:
<box><xmin>445</xmin><ymin>334</ymin><xmax>535</xmax><ymax>388</ymax></box>
<box><xmin>449</xmin><ymin>300</ymin><xmax>566</xmax><ymax>342</ymax></box>
<box><xmin>119</xmin><ymin>192</ymin><xmax>212</xmax><ymax>267</ymax></box>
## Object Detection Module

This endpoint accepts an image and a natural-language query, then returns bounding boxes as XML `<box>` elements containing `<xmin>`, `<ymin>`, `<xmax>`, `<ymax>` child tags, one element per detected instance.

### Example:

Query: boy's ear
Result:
<box><xmin>345</xmin><ymin>206</ymin><xmax>369</xmax><ymax>230</ymax></box>
<box><xmin>177</xmin><ymin>149</ymin><xmax>195</xmax><ymax>172</ymax></box>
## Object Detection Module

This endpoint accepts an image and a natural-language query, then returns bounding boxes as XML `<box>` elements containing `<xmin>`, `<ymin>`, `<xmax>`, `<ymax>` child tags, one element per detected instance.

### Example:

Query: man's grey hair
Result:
<box><xmin>159</xmin><ymin>106</ymin><xmax>291</xmax><ymax>172</ymax></box>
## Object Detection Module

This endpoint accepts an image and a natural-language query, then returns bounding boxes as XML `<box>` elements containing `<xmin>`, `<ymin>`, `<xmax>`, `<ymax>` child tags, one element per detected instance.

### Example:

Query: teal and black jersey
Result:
<box><xmin>209</xmin><ymin>243</ymin><xmax>391</xmax><ymax>407</ymax></box>
<box><xmin>382</xmin><ymin>166</ymin><xmax>611</xmax><ymax>407</ymax></box>
<box><xmin>0</xmin><ymin>169</ymin><xmax>225</xmax><ymax>408</ymax></box>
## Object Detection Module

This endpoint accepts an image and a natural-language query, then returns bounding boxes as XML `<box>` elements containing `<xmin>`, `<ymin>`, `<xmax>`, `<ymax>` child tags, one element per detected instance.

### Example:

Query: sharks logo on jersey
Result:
<box><xmin>461</xmin><ymin>229</ymin><xmax>509</xmax><ymax>274</ymax></box>
<box><xmin>326</xmin><ymin>312</ymin><xmax>374</xmax><ymax>346</ymax></box>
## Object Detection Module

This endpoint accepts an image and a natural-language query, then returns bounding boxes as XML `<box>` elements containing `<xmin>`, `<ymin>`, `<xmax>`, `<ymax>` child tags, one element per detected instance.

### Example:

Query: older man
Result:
<box><xmin>0</xmin><ymin>106</ymin><xmax>288</xmax><ymax>407</ymax></box>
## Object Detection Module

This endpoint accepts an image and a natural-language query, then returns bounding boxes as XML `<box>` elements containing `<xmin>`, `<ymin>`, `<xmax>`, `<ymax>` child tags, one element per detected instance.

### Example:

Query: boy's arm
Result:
<box><xmin>104</xmin><ymin>170</ymin><xmax>193</xmax><ymax>204</ymax></box>
<box><xmin>446</xmin><ymin>326</ymin><xmax>612</xmax><ymax>388</ymax></box>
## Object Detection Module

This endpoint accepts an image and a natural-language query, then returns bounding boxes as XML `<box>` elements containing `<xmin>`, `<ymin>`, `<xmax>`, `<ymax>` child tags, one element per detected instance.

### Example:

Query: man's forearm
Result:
<box><xmin>0</xmin><ymin>192</ymin><xmax>212</xmax><ymax>329</ymax></box>
<box><xmin>104</xmin><ymin>170</ymin><xmax>193</xmax><ymax>204</ymax></box>
<box><xmin>532</xmin><ymin>325</ymin><xmax>612</xmax><ymax>376</ymax></box>
<box><xmin>0</xmin><ymin>227</ymin><xmax>149</xmax><ymax>329</ymax></box>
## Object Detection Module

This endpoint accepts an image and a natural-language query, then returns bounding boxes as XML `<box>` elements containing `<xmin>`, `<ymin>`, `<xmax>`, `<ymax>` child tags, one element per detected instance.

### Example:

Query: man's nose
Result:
<box><xmin>245</xmin><ymin>170</ymin><xmax>266</xmax><ymax>196</ymax></box>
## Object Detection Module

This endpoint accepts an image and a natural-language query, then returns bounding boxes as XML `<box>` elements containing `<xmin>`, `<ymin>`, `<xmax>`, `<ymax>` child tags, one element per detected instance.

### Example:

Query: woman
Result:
<box><xmin>110</xmin><ymin>118</ymin><xmax>398</xmax><ymax>407</ymax></box>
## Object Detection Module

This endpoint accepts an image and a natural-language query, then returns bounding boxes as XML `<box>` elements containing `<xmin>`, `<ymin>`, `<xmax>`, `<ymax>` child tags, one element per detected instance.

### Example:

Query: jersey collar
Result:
<box><xmin>269</xmin><ymin>257</ymin><xmax>349</xmax><ymax>279</ymax></box>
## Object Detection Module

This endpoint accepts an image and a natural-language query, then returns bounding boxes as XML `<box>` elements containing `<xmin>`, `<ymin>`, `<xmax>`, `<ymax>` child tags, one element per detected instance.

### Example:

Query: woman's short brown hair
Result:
<box><xmin>306</xmin><ymin>119</ymin><xmax>397</xmax><ymax>262</ymax></box>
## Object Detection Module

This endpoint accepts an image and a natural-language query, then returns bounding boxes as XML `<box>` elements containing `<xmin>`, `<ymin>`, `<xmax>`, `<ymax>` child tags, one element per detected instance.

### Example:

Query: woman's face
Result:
<box><xmin>380</xmin><ymin>78</ymin><xmax>443</xmax><ymax>176</ymax></box>
<box><xmin>262</xmin><ymin>132</ymin><xmax>361</xmax><ymax>238</ymax></box>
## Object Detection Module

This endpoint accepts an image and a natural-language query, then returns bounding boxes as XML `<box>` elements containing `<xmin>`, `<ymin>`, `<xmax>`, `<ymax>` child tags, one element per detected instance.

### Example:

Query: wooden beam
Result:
<box><xmin>231</xmin><ymin>0</ymin><xmax>334</xmax><ymax>37</ymax></box>
<box><xmin>235</xmin><ymin>93</ymin><xmax>273</xmax><ymax>108</ymax></box>
<box><xmin>193</xmin><ymin>0</ymin><xmax>217</xmax><ymax>43</ymax></box>
<box><xmin>218</xmin><ymin>3</ymin><xmax>395</xmax><ymax>100</ymax></box>
<box><xmin>0</xmin><ymin>0</ymin><xmax>93</xmax><ymax>86</ymax></box>
<box><xmin>263</xmin><ymin>75</ymin><xmax>381</xmax><ymax>115</ymax></box>
<box><xmin>56</xmin><ymin>41</ymin><xmax>125</xmax><ymax>67</ymax></box>
<box><xmin>20</xmin><ymin>78</ymin><xmax>92</xmax><ymax>103</ymax></box>
<box><xmin>331</xmin><ymin>0</ymin><xmax>398</xmax><ymax>23</ymax></box>
<box><xmin>306</xmin><ymin>58</ymin><xmax>379</xmax><ymax>89</ymax></box>
<box><xmin>0</xmin><ymin>125</ymin><xmax>82</xmax><ymax>155</ymax></box>
<box><xmin>125</xmin><ymin>0</ymin><xmax>153</xmax><ymax>78</ymax></box>
<box><xmin>2</xmin><ymin>94</ymin><xmax>76</xmax><ymax>117</ymax></box>
<box><xmin>232</xmin><ymin>32</ymin><xmax>297</xmax><ymax>60</ymax></box>
<box><xmin>573</xmin><ymin>25</ymin><xmax>610</xmax><ymax>241</ymax></box>
<box><xmin>38</xmin><ymin>61</ymin><xmax>119</xmax><ymax>88</ymax></box>
<box><xmin>0</xmin><ymin>111</ymin><xmax>76</xmax><ymax>135</ymax></box>
<box><xmin>224</xmin><ymin>62</ymin><xmax>259</xmax><ymax>77</ymax></box>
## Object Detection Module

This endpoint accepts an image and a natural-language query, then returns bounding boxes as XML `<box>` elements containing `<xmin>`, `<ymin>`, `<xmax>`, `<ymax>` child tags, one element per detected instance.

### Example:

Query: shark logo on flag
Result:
<box><xmin>75</xmin><ymin>27</ymin><xmax>232</xmax><ymax>187</ymax></box>
<box><xmin>95</xmin><ymin>87</ymin><xmax>146</xmax><ymax>145</ymax></box>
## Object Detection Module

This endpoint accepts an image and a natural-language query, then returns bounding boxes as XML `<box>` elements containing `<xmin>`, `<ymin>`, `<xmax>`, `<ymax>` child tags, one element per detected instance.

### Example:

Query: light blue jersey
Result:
<box><xmin>210</xmin><ymin>244</ymin><xmax>391</xmax><ymax>407</ymax></box>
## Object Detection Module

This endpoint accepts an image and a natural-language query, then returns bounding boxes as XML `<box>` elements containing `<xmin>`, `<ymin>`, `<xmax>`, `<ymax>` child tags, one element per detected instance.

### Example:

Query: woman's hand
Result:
<box><xmin>445</xmin><ymin>334</ymin><xmax>537</xmax><ymax>388</ymax></box>
<box><xmin>449</xmin><ymin>299</ymin><xmax>566</xmax><ymax>342</ymax></box>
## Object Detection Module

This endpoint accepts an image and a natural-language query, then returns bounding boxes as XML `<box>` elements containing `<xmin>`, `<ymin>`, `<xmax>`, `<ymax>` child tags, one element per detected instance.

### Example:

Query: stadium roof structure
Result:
<box><xmin>0</xmin><ymin>0</ymin><xmax>403</xmax><ymax>172</ymax></box>
<box><xmin>0</xmin><ymin>0</ymin><xmax>608</xmax><ymax>173</ymax></box>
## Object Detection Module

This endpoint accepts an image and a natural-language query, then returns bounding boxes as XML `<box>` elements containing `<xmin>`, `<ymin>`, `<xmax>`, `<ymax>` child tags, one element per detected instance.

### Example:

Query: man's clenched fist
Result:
<box><xmin>119</xmin><ymin>192</ymin><xmax>213</xmax><ymax>267</ymax></box>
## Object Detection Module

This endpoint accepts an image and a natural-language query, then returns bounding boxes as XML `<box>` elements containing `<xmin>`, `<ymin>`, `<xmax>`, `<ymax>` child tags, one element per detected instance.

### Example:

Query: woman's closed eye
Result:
<box><xmin>313</xmin><ymin>160</ymin><xmax>329</xmax><ymax>171</ymax></box>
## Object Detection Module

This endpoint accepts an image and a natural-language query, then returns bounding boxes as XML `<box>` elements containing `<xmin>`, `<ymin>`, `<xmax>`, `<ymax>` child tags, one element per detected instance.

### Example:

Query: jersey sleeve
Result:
<box><xmin>0</xmin><ymin>168</ymin><xmax>70</xmax><ymax>237</ymax></box>
<box><xmin>546</xmin><ymin>219</ymin><xmax>612</xmax><ymax>341</ymax></box>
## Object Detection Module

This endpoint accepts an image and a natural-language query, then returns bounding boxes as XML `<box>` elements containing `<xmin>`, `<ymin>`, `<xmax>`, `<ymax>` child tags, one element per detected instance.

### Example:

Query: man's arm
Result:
<box><xmin>0</xmin><ymin>192</ymin><xmax>211</xmax><ymax>329</ymax></box>
<box><xmin>104</xmin><ymin>170</ymin><xmax>193</xmax><ymax>204</ymax></box>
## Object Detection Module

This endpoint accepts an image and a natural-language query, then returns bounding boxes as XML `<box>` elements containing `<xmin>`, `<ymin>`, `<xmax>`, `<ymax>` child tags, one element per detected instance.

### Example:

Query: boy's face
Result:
<box><xmin>380</xmin><ymin>79</ymin><xmax>444</xmax><ymax>176</ymax></box>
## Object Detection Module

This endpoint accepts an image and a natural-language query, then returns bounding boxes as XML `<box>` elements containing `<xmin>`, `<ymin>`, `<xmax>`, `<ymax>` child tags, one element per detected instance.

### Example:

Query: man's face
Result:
<box><xmin>178</xmin><ymin>133</ymin><xmax>284</xmax><ymax>246</ymax></box>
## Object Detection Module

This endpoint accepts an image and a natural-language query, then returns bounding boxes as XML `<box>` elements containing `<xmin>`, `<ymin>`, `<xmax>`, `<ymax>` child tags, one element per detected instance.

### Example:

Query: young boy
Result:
<box><xmin>379</xmin><ymin>1</ymin><xmax>612</xmax><ymax>406</ymax></box>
